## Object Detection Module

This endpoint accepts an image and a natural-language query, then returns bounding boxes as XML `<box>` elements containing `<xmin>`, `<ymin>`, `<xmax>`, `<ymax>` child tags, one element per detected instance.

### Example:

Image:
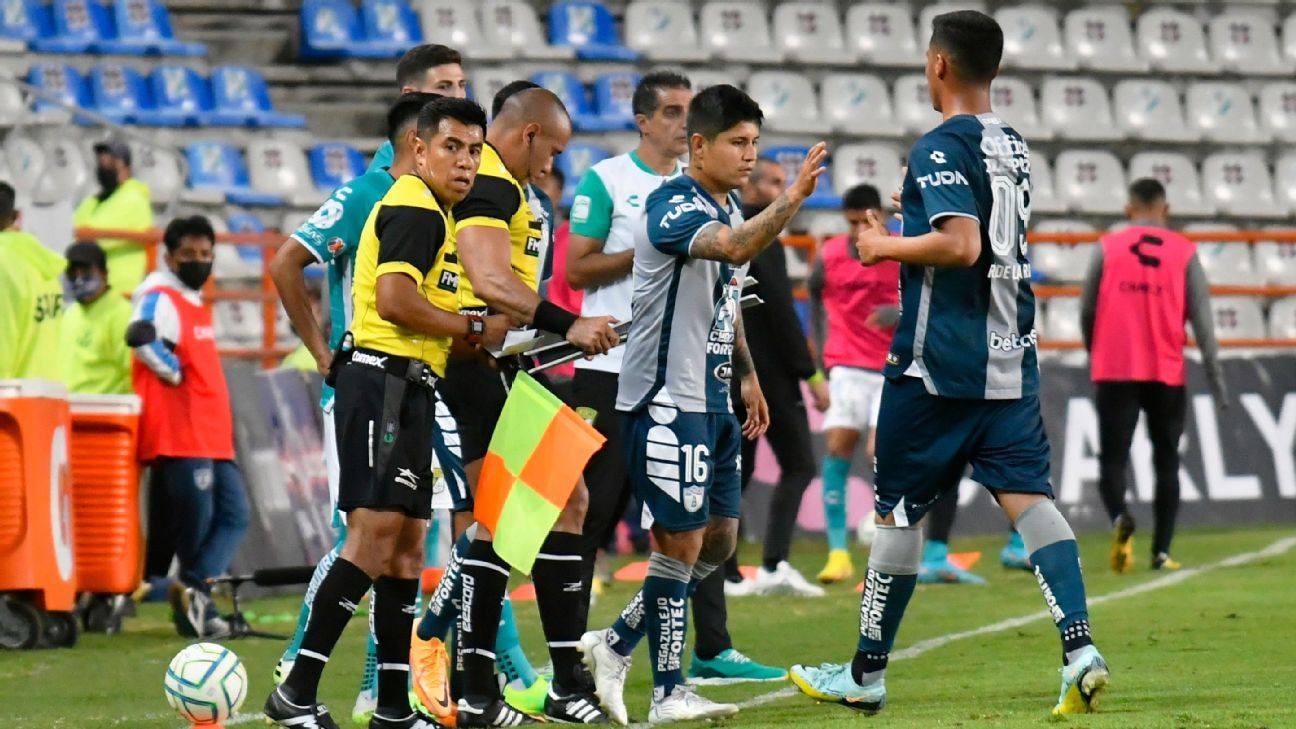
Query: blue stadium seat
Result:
<box><xmin>27</xmin><ymin>62</ymin><xmax>91</xmax><ymax>116</ymax></box>
<box><xmin>763</xmin><ymin>145</ymin><xmax>840</xmax><ymax>209</ymax></box>
<box><xmin>87</xmin><ymin>63</ymin><xmax>177</xmax><ymax>126</ymax></box>
<box><xmin>185</xmin><ymin>141</ymin><xmax>284</xmax><ymax>206</ymax></box>
<box><xmin>0</xmin><ymin>0</ymin><xmax>52</xmax><ymax>41</ymax></box>
<box><xmin>532</xmin><ymin>71</ymin><xmax>622</xmax><ymax>133</ymax></box>
<box><xmin>98</xmin><ymin>0</ymin><xmax>206</xmax><ymax>56</ymax></box>
<box><xmin>309</xmin><ymin>143</ymin><xmax>367</xmax><ymax>190</ymax></box>
<box><xmin>555</xmin><ymin>141</ymin><xmax>611</xmax><ymax>207</ymax></box>
<box><xmin>300</xmin><ymin>0</ymin><xmax>394</xmax><ymax>59</ymax></box>
<box><xmin>31</xmin><ymin>0</ymin><xmax>110</xmax><ymax>53</ymax></box>
<box><xmin>226</xmin><ymin>212</ymin><xmax>266</xmax><ymax>233</ymax></box>
<box><xmin>548</xmin><ymin>0</ymin><xmax>637</xmax><ymax>61</ymax></box>
<box><xmin>591</xmin><ymin>71</ymin><xmax>639</xmax><ymax>130</ymax></box>
<box><xmin>358</xmin><ymin>0</ymin><xmax>422</xmax><ymax>57</ymax></box>
<box><xmin>149</xmin><ymin>64</ymin><xmax>211</xmax><ymax>125</ymax></box>
<box><xmin>207</xmin><ymin>66</ymin><xmax>306</xmax><ymax>128</ymax></box>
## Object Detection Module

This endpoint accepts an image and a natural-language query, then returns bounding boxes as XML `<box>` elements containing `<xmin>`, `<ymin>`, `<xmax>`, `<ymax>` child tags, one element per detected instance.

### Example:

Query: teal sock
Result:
<box><xmin>282</xmin><ymin>528</ymin><xmax>345</xmax><ymax>664</ymax></box>
<box><xmin>823</xmin><ymin>456</ymin><xmax>850</xmax><ymax>551</ymax></box>
<box><xmin>922</xmin><ymin>540</ymin><xmax>949</xmax><ymax>564</ymax></box>
<box><xmin>1007</xmin><ymin>530</ymin><xmax>1025</xmax><ymax>550</ymax></box>
<box><xmin>360</xmin><ymin>631</ymin><xmax>378</xmax><ymax>695</ymax></box>
<box><xmin>495</xmin><ymin>597</ymin><xmax>539</xmax><ymax>686</ymax></box>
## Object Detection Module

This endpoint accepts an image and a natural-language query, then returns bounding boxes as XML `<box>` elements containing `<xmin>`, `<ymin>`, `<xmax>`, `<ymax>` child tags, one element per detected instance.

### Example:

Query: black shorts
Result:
<box><xmin>334</xmin><ymin>359</ymin><xmax>441</xmax><ymax>520</ymax></box>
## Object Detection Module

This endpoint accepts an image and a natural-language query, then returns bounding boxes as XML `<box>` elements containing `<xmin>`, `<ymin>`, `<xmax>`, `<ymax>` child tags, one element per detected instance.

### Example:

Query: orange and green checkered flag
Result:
<box><xmin>474</xmin><ymin>371</ymin><xmax>606</xmax><ymax>573</ymax></box>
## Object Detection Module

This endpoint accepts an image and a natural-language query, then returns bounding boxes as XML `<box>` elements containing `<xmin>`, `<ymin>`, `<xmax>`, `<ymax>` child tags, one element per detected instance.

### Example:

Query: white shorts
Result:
<box><xmin>822</xmin><ymin>366</ymin><xmax>885</xmax><ymax>433</ymax></box>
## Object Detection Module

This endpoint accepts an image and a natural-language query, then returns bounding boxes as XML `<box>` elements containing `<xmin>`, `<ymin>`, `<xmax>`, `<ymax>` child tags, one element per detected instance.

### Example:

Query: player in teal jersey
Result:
<box><xmin>367</xmin><ymin>45</ymin><xmax>468</xmax><ymax>174</ymax></box>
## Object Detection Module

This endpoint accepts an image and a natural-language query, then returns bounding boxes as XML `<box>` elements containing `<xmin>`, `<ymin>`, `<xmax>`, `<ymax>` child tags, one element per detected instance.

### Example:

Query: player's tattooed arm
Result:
<box><xmin>733</xmin><ymin>311</ymin><xmax>755</xmax><ymax>380</ymax></box>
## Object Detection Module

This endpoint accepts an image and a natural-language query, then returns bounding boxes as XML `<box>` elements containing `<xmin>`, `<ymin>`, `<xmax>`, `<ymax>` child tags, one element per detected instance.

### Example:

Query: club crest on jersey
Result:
<box><xmin>682</xmin><ymin>485</ymin><xmax>705</xmax><ymax>513</ymax></box>
<box><xmin>327</xmin><ymin>238</ymin><xmax>345</xmax><ymax>257</ymax></box>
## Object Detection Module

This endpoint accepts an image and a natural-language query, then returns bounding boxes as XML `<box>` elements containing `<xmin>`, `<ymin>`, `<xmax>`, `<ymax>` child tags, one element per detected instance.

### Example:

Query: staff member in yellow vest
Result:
<box><xmin>74</xmin><ymin>139</ymin><xmax>153</xmax><ymax>294</ymax></box>
<box><xmin>265</xmin><ymin>96</ymin><xmax>506</xmax><ymax>729</ymax></box>
<box><xmin>59</xmin><ymin>241</ymin><xmax>134</xmax><ymax>394</ymax></box>
<box><xmin>0</xmin><ymin>182</ymin><xmax>65</xmax><ymax>379</ymax></box>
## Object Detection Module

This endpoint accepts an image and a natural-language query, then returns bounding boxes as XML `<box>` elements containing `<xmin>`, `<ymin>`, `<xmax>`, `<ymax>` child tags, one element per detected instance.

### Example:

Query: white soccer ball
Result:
<box><xmin>164</xmin><ymin>642</ymin><xmax>248</xmax><ymax>724</ymax></box>
<box><xmin>856</xmin><ymin>510</ymin><xmax>879</xmax><ymax>546</ymax></box>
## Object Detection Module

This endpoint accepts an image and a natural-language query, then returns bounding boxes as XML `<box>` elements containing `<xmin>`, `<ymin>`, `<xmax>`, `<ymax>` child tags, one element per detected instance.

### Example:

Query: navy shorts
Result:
<box><xmin>873</xmin><ymin>375</ymin><xmax>1052</xmax><ymax>525</ymax></box>
<box><xmin>621</xmin><ymin>402</ymin><xmax>742</xmax><ymax>533</ymax></box>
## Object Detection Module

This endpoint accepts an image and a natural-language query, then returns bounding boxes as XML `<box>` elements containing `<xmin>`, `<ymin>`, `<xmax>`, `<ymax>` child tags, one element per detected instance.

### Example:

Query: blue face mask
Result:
<box><xmin>70</xmin><ymin>275</ymin><xmax>104</xmax><ymax>304</ymax></box>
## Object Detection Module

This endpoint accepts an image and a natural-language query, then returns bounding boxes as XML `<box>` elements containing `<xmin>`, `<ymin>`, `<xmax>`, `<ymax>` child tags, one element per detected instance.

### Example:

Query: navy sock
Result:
<box><xmin>1031</xmin><ymin>540</ymin><xmax>1094</xmax><ymax>663</ymax></box>
<box><xmin>419</xmin><ymin>531</ymin><xmax>470</xmax><ymax>641</ymax></box>
<box><xmin>608</xmin><ymin>590</ymin><xmax>645</xmax><ymax>658</ymax></box>
<box><xmin>852</xmin><ymin>566</ymin><xmax>917</xmax><ymax>685</ymax></box>
<box><xmin>644</xmin><ymin>553</ymin><xmax>691</xmax><ymax>697</ymax></box>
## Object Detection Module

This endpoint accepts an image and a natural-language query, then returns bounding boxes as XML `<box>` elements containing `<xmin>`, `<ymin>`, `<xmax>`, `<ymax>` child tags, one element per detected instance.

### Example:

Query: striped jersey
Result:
<box><xmin>616</xmin><ymin>174</ymin><xmax>747</xmax><ymax>414</ymax></box>
<box><xmin>885</xmin><ymin>112</ymin><xmax>1038</xmax><ymax>400</ymax></box>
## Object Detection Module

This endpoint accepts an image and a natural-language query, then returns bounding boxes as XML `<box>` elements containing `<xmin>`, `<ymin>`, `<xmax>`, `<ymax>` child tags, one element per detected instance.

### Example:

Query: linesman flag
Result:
<box><xmin>474</xmin><ymin>371</ymin><xmax>606</xmax><ymax>573</ymax></box>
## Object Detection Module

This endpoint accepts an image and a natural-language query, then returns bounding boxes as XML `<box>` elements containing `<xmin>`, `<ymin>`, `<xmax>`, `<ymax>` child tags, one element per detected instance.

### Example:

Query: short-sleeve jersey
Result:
<box><xmin>884</xmin><ymin>112</ymin><xmax>1038</xmax><ymax>400</ymax></box>
<box><xmin>350</xmin><ymin>174</ymin><xmax>460</xmax><ymax>375</ymax></box>
<box><xmin>367</xmin><ymin>141</ymin><xmax>395</xmax><ymax>174</ymax></box>
<box><xmin>452</xmin><ymin>143</ymin><xmax>541</xmax><ymax>311</ymax></box>
<box><xmin>616</xmin><ymin>174</ymin><xmax>747</xmax><ymax>414</ymax></box>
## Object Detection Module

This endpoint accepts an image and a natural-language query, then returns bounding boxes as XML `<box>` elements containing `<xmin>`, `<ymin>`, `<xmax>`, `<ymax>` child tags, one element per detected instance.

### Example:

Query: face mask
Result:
<box><xmin>175</xmin><ymin>260</ymin><xmax>212</xmax><ymax>290</ymax></box>
<box><xmin>70</xmin><ymin>275</ymin><xmax>104</xmax><ymax>304</ymax></box>
<box><xmin>96</xmin><ymin>166</ymin><xmax>118</xmax><ymax>194</ymax></box>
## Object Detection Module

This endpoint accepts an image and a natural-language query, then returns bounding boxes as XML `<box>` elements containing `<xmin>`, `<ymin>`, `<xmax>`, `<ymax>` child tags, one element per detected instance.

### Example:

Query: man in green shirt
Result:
<box><xmin>366</xmin><ymin>44</ymin><xmax>467</xmax><ymax>173</ymax></box>
<box><xmin>0</xmin><ymin>182</ymin><xmax>65</xmax><ymax>380</ymax></box>
<box><xmin>59</xmin><ymin>241</ymin><xmax>134</xmax><ymax>394</ymax></box>
<box><xmin>73</xmin><ymin>140</ymin><xmax>154</xmax><ymax>294</ymax></box>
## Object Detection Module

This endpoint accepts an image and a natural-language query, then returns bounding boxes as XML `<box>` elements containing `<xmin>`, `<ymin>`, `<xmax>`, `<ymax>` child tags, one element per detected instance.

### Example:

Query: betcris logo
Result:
<box><xmin>658</xmin><ymin>193</ymin><xmax>717</xmax><ymax>229</ymax></box>
<box><xmin>915</xmin><ymin>170</ymin><xmax>969</xmax><ymax>189</ymax></box>
<box><xmin>988</xmin><ymin>329</ymin><xmax>1038</xmax><ymax>352</ymax></box>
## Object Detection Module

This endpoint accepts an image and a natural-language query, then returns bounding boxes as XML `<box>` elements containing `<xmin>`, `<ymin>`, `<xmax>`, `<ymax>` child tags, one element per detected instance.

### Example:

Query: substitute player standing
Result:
<box><xmin>1082</xmin><ymin>177</ymin><xmax>1226</xmax><ymax>573</ymax></box>
<box><xmin>580</xmin><ymin>85</ymin><xmax>826</xmax><ymax>724</ymax></box>
<box><xmin>367</xmin><ymin>44</ymin><xmax>469</xmax><ymax>173</ymax></box>
<box><xmin>790</xmin><ymin>11</ymin><xmax>1110</xmax><ymax>716</ymax></box>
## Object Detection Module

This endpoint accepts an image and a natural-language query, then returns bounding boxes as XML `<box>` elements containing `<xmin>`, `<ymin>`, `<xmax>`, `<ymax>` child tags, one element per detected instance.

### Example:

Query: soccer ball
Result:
<box><xmin>856</xmin><ymin>510</ymin><xmax>878</xmax><ymax>546</ymax></box>
<box><xmin>164</xmin><ymin>642</ymin><xmax>248</xmax><ymax>724</ymax></box>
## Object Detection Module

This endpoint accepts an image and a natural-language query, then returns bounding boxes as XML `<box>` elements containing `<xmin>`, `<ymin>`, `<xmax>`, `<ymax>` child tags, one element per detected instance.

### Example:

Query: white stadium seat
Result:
<box><xmin>1273</xmin><ymin>153</ymin><xmax>1296</xmax><ymax>215</ymax></box>
<box><xmin>773</xmin><ymin>3</ymin><xmax>846</xmax><ymax>65</ymax></box>
<box><xmin>1258</xmin><ymin>82</ymin><xmax>1296</xmax><ymax>143</ymax></box>
<box><xmin>699</xmin><ymin>2</ymin><xmax>781</xmax><ymax>63</ymax></box>
<box><xmin>1136</xmin><ymin>8</ymin><xmax>1217</xmax><ymax>73</ymax></box>
<box><xmin>832</xmin><ymin>143</ymin><xmax>904</xmax><ymax>203</ymax></box>
<box><xmin>1063</xmin><ymin>6</ymin><xmax>1146</xmax><ymax>72</ymax></box>
<box><xmin>624</xmin><ymin>1</ymin><xmax>710</xmax><ymax>62</ymax></box>
<box><xmin>1029</xmin><ymin>153</ymin><xmax>1066</xmax><ymax>214</ymax></box>
<box><xmin>1187</xmin><ymin>223</ymin><xmax>1256</xmax><ymax>286</ymax></box>
<box><xmin>416</xmin><ymin>1</ymin><xmax>507</xmax><ymax>61</ymax></box>
<box><xmin>1031</xmin><ymin>219</ymin><xmax>1097</xmax><ymax>283</ymax></box>
<box><xmin>1284</xmin><ymin>13</ymin><xmax>1296</xmax><ymax>68</ymax></box>
<box><xmin>991</xmin><ymin>76</ymin><xmax>1050</xmax><ymax>140</ymax></box>
<box><xmin>1255</xmin><ymin>232</ymin><xmax>1296</xmax><ymax>285</ymax></box>
<box><xmin>480</xmin><ymin>0</ymin><xmax>574</xmax><ymax>59</ymax></box>
<box><xmin>1127</xmin><ymin>152</ymin><xmax>1211</xmax><ymax>216</ymax></box>
<box><xmin>844</xmin><ymin>3</ymin><xmax>918</xmax><ymax>66</ymax></box>
<box><xmin>213</xmin><ymin>300</ymin><xmax>263</xmax><ymax>346</ymax></box>
<box><xmin>1208</xmin><ymin>296</ymin><xmax>1267</xmax><ymax>341</ymax></box>
<box><xmin>1112</xmin><ymin>79</ymin><xmax>1195</xmax><ymax>142</ymax></box>
<box><xmin>1054</xmin><ymin>149</ymin><xmax>1127</xmax><ymax>214</ymax></box>
<box><xmin>684</xmin><ymin>69</ymin><xmax>738</xmax><ymax>92</ymax></box>
<box><xmin>472</xmin><ymin>67</ymin><xmax>520</xmax><ymax>114</ymax></box>
<box><xmin>1186</xmin><ymin>82</ymin><xmax>1265</xmax><ymax>144</ymax></box>
<box><xmin>1208</xmin><ymin>12</ymin><xmax>1289</xmax><ymax>76</ymax></box>
<box><xmin>1201</xmin><ymin>152</ymin><xmax>1283</xmax><ymax>219</ymax></box>
<box><xmin>1268</xmin><ymin>296</ymin><xmax>1296</xmax><ymax>339</ymax></box>
<box><xmin>132</xmin><ymin>143</ymin><xmax>183</xmax><ymax>204</ymax></box>
<box><xmin>745</xmin><ymin>72</ymin><xmax>828</xmax><ymax>135</ymax></box>
<box><xmin>4</xmin><ymin>135</ymin><xmax>47</xmax><ymax>197</ymax></box>
<box><xmin>806</xmin><ymin>211</ymin><xmax>848</xmax><ymax>238</ymax></box>
<box><xmin>1043</xmin><ymin>296</ymin><xmax>1083</xmax><ymax>343</ymax></box>
<box><xmin>1040</xmin><ymin>77</ymin><xmax>1120</xmax><ymax>141</ymax></box>
<box><xmin>246</xmin><ymin>140</ymin><xmax>317</xmax><ymax>207</ymax></box>
<box><xmin>917</xmin><ymin>3</ymin><xmax>986</xmax><ymax>50</ymax></box>
<box><xmin>821</xmin><ymin>73</ymin><xmax>900</xmax><ymax>137</ymax></box>
<box><xmin>893</xmin><ymin>74</ymin><xmax>942</xmax><ymax>134</ymax></box>
<box><xmin>213</xmin><ymin>244</ymin><xmax>261</xmax><ymax>282</ymax></box>
<box><xmin>995</xmin><ymin>5</ymin><xmax>1072</xmax><ymax>70</ymax></box>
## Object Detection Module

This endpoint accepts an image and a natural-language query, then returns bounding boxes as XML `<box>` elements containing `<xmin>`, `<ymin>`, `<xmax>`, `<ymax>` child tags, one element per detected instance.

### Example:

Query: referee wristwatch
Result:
<box><xmin>464</xmin><ymin>315</ymin><xmax>486</xmax><ymax>345</ymax></box>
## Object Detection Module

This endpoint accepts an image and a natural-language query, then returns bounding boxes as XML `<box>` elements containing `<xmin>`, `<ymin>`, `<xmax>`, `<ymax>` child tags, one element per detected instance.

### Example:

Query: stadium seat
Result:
<box><xmin>185</xmin><ymin>142</ymin><xmax>284</xmax><ymax>206</ymax></box>
<box><xmin>699</xmin><ymin>2</ymin><xmax>781</xmax><ymax>63</ymax></box>
<box><xmin>820</xmin><ymin>74</ymin><xmax>899</xmax><ymax>137</ymax></box>
<box><xmin>765</xmin><ymin>145</ymin><xmax>839</xmax><ymax>209</ymax></box>
<box><xmin>684</xmin><ymin>69</ymin><xmax>738</xmax><ymax>93</ymax></box>
<box><xmin>991</xmin><ymin>76</ymin><xmax>1049</xmax><ymax>140</ymax></box>
<box><xmin>746</xmin><ymin>72</ymin><xmax>828</xmax><ymax>135</ymax></box>
<box><xmin>31</xmin><ymin>0</ymin><xmax>109</xmax><ymax>53</ymax></box>
<box><xmin>1202</xmin><ymin>152</ymin><xmax>1282</xmax><ymax>219</ymax></box>
<box><xmin>623</xmin><ymin>0</ymin><xmax>709</xmax><ymax>62</ymax></box>
<box><xmin>359</xmin><ymin>0</ymin><xmax>423</xmax><ymax>57</ymax></box>
<box><xmin>0</xmin><ymin>72</ymin><xmax>34</xmax><ymax>126</ymax></box>
<box><xmin>772</xmin><ymin>2</ymin><xmax>846</xmax><ymax>65</ymax></box>
<box><xmin>1063</xmin><ymin>6</ymin><xmax>1146</xmax><ymax>72</ymax></box>
<box><xmin>1127</xmin><ymin>152</ymin><xmax>1210</xmax><ymax>216</ymax></box>
<box><xmin>1029</xmin><ymin>153</ymin><xmax>1065</xmax><ymax>214</ymax></box>
<box><xmin>1255</xmin><ymin>238</ymin><xmax>1296</xmax><ymax>285</ymax></box>
<box><xmin>832</xmin><ymin>143</ymin><xmax>903</xmax><ymax>206</ymax></box>
<box><xmin>1285</xmin><ymin>12</ymin><xmax>1296</xmax><ymax>69</ymax></box>
<box><xmin>1136</xmin><ymin>8</ymin><xmax>1217</xmax><ymax>73</ymax></box>
<box><xmin>31</xmin><ymin>136</ymin><xmax>88</xmax><ymax>205</ymax></box>
<box><xmin>300</xmin><ymin>0</ymin><xmax>394</xmax><ymax>59</ymax></box>
<box><xmin>130</xmin><ymin>142</ymin><xmax>183</xmax><ymax>202</ymax></box>
<box><xmin>1274</xmin><ymin>153</ymin><xmax>1296</xmax><ymax>215</ymax></box>
<box><xmin>917</xmin><ymin>2</ymin><xmax>986</xmax><ymax>49</ymax></box>
<box><xmin>1186</xmin><ymin>82</ymin><xmax>1264</xmax><ymax>144</ymax></box>
<box><xmin>1042</xmin><ymin>296</ymin><xmax>1082</xmax><ymax>343</ymax></box>
<box><xmin>995</xmin><ymin>5</ymin><xmax>1072</xmax><ymax>70</ymax></box>
<box><xmin>1269</xmin><ymin>295</ymin><xmax>1296</xmax><ymax>339</ymax></box>
<box><xmin>1193</xmin><ymin>238</ymin><xmax>1257</xmax><ymax>288</ymax></box>
<box><xmin>1112</xmin><ymin>79</ymin><xmax>1195</xmax><ymax>142</ymax></box>
<box><xmin>309</xmin><ymin>143</ymin><xmax>366</xmax><ymax>191</ymax></box>
<box><xmin>415</xmin><ymin>0</ymin><xmax>504</xmax><ymax>61</ymax></box>
<box><xmin>27</xmin><ymin>62</ymin><xmax>93</xmax><ymax>122</ymax></box>
<box><xmin>481</xmin><ymin>0</ymin><xmax>573</xmax><ymax>59</ymax></box>
<box><xmin>1207</xmin><ymin>11</ymin><xmax>1289</xmax><ymax>76</ymax></box>
<box><xmin>1208</xmin><ymin>296</ymin><xmax>1266</xmax><ymax>341</ymax></box>
<box><xmin>207</xmin><ymin>66</ymin><xmax>306</xmax><ymax>128</ymax></box>
<box><xmin>1031</xmin><ymin>219</ymin><xmax>1096</xmax><ymax>283</ymax></box>
<box><xmin>893</xmin><ymin>74</ymin><xmax>942</xmax><ymax>134</ymax></box>
<box><xmin>555</xmin><ymin>141</ymin><xmax>611</xmax><ymax>207</ymax></box>
<box><xmin>247</xmin><ymin>140</ymin><xmax>318</xmax><ymax>207</ymax></box>
<box><xmin>532</xmin><ymin>71</ymin><xmax>624</xmax><ymax>132</ymax></box>
<box><xmin>149</xmin><ymin>64</ymin><xmax>211</xmax><ymax>126</ymax></box>
<box><xmin>88</xmin><ymin>63</ymin><xmax>164</xmax><ymax>126</ymax></box>
<box><xmin>1258</xmin><ymin>82</ymin><xmax>1296</xmax><ymax>143</ymax></box>
<box><xmin>590</xmin><ymin>71</ymin><xmax>639</xmax><ymax>130</ymax></box>
<box><xmin>99</xmin><ymin>0</ymin><xmax>206</xmax><ymax>56</ymax></box>
<box><xmin>226</xmin><ymin>211</ymin><xmax>266</xmax><ymax>233</ymax></box>
<box><xmin>844</xmin><ymin>3</ymin><xmax>918</xmax><ymax>66</ymax></box>
<box><xmin>3</xmin><ymin>135</ymin><xmax>47</xmax><ymax>197</ymax></box>
<box><xmin>1040</xmin><ymin>77</ymin><xmax>1120</xmax><ymax>141</ymax></box>
<box><xmin>213</xmin><ymin>301</ymin><xmax>263</xmax><ymax>345</ymax></box>
<box><xmin>806</xmin><ymin>211</ymin><xmax>847</xmax><ymax>238</ymax></box>
<box><xmin>548</xmin><ymin>0</ymin><xmax>637</xmax><ymax>61</ymax></box>
<box><xmin>0</xmin><ymin>0</ymin><xmax>48</xmax><ymax>41</ymax></box>
<box><xmin>470</xmin><ymin>67</ymin><xmax>519</xmax><ymax>111</ymax></box>
<box><xmin>1053</xmin><ymin>150</ymin><xmax>1126</xmax><ymax>214</ymax></box>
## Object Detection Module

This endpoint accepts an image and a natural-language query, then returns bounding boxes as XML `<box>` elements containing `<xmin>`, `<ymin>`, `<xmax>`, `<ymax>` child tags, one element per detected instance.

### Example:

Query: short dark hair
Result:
<box><xmin>547</xmin><ymin>166</ymin><xmax>565</xmax><ymax>190</ymax></box>
<box><xmin>687</xmin><ymin>84</ymin><xmax>763</xmax><ymax>141</ymax></box>
<box><xmin>396</xmin><ymin>44</ymin><xmax>462</xmax><ymax>88</ymax></box>
<box><xmin>417</xmin><ymin>96</ymin><xmax>488</xmax><ymax>140</ymax></box>
<box><xmin>930</xmin><ymin>10</ymin><xmax>1003</xmax><ymax>84</ymax></box>
<box><xmin>492</xmin><ymin>80</ymin><xmax>541</xmax><ymax>119</ymax></box>
<box><xmin>0</xmin><ymin>181</ymin><xmax>14</xmax><ymax>222</ymax></box>
<box><xmin>1129</xmin><ymin>177</ymin><xmax>1167</xmax><ymax>207</ymax></box>
<box><xmin>632</xmin><ymin>71</ymin><xmax>691</xmax><ymax>118</ymax></box>
<box><xmin>163</xmin><ymin>215</ymin><xmax>215</xmax><ymax>253</ymax></box>
<box><xmin>387</xmin><ymin>92</ymin><xmax>443</xmax><ymax>144</ymax></box>
<box><xmin>843</xmin><ymin>183</ymin><xmax>883</xmax><ymax>211</ymax></box>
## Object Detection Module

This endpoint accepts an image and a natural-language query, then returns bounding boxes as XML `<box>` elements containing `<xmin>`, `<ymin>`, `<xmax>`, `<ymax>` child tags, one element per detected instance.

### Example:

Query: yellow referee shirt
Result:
<box><xmin>350</xmin><ymin>174</ymin><xmax>461</xmax><ymax>376</ymax></box>
<box><xmin>452</xmin><ymin>142</ymin><xmax>541</xmax><ymax>311</ymax></box>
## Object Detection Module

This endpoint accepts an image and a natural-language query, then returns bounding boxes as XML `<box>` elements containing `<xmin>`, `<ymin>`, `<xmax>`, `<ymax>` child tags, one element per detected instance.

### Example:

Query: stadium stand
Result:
<box><xmin>772</xmin><ymin>2</ymin><xmax>847</xmax><ymax>65</ymax></box>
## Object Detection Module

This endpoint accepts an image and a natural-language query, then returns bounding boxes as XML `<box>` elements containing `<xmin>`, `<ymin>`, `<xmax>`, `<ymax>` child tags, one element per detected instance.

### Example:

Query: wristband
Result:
<box><xmin>808</xmin><ymin>370</ymin><xmax>826</xmax><ymax>385</ymax></box>
<box><xmin>464</xmin><ymin>315</ymin><xmax>485</xmax><ymax>345</ymax></box>
<box><xmin>533</xmin><ymin>300</ymin><xmax>579</xmax><ymax>336</ymax></box>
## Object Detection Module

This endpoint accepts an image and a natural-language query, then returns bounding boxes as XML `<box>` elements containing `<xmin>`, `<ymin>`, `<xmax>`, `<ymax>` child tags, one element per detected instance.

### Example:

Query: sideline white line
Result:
<box><xmin>207</xmin><ymin>535</ymin><xmax>1296</xmax><ymax>728</ymax></box>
